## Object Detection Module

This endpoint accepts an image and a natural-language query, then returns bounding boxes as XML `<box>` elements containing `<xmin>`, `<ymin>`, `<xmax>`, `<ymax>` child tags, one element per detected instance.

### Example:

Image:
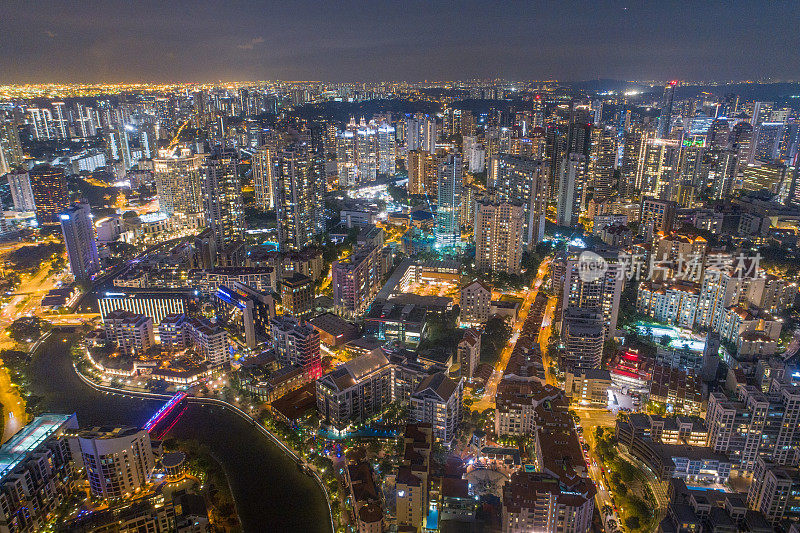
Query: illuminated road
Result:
<box><xmin>576</xmin><ymin>407</ymin><xmax>622</xmax><ymax>531</ymax></box>
<box><xmin>538</xmin><ymin>296</ymin><xmax>557</xmax><ymax>386</ymax></box>
<box><xmin>0</xmin><ymin>263</ymin><xmax>65</xmax><ymax>441</ymax></box>
<box><xmin>472</xmin><ymin>258</ymin><xmax>551</xmax><ymax>412</ymax></box>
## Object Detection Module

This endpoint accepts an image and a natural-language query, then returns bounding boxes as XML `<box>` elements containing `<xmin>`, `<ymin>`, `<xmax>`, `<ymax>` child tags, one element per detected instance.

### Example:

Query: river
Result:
<box><xmin>27</xmin><ymin>331</ymin><xmax>331</xmax><ymax>533</ymax></box>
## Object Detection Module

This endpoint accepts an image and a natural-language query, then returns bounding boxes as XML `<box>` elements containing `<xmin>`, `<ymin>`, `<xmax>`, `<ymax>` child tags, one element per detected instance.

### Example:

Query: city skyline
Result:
<box><xmin>1</xmin><ymin>1</ymin><xmax>799</xmax><ymax>84</ymax></box>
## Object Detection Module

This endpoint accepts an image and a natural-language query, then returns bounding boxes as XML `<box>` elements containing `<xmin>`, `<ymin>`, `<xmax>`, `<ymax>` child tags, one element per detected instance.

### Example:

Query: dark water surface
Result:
<box><xmin>27</xmin><ymin>332</ymin><xmax>331</xmax><ymax>533</ymax></box>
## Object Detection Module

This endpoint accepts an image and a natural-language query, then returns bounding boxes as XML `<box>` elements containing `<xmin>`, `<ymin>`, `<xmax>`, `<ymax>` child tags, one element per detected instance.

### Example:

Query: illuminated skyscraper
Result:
<box><xmin>336</xmin><ymin>118</ymin><xmax>395</xmax><ymax>186</ymax></box>
<box><xmin>60</xmin><ymin>202</ymin><xmax>100</xmax><ymax>281</ymax></box>
<box><xmin>7</xmin><ymin>169</ymin><xmax>35</xmax><ymax>211</ymax></box>
<box><xmin>407</xmin><ymin>149</ymin><xmax>439</xmax><ymax>197</ymax></box>
<box><xmin>27</xmin><ymin>107</ymin><xmax>54</xmax><ymax>140</ymax></box>
<box><xmin>335</xmin><ymin>127</ymin><xmax>357</xmax><ymax>187</ymax></box>
<box><xmin>275</xmin><ymin>143</ymin><xmax>323</xmax><ymax>251</ymax></box>
<box><xmin>405</xmin><ymin>113</ymin><xmax>436</xmax><ymax>154</ymax></box>
<box><xmin>474</xmin><ymin>200</ymin><xmax>524</xmax><ymax>275</ymax></box>
<box><xmin>750</xmin><ymin>101</ymin><xmax>774</xmax><ymax>126</ymax></box>
<box><xmin>51</xmin><ymin>102</ymin><xmax>69</xmax><ymax>139</ymax></box>
<box><xmin>153</xmin><ymin>147</ymin><xmax>204</xmax><ymax>222</ymax></box>
<box><xmin>488</xmin><ymin>153</ymin><xmax>547</xmax><ymax>247</ymax></box>
<box><xmin>556</xmin><ymin>153</ymin><xmax>586</xmax><ymax>227</ymax></box>
<box><xmin>252</xmin><ymin>145</ymin><xmax>275</xmax><ymax>210</ymax></box>
<box><xmin>376</xmin><ymin>123</ymin><xmax>396</xmax><ymax>175</ymax></box>
<box><xmin>202</xmin><ymin>148</ymin><xmax>244</xmax><ymax>250</ymax></box>
<box><xmin>355</xmin><ymin>122</ymin><xmax>377</xmax><ymax>182</ymax></box>
<box><xmin>657</xmin><ymin>81</ymin><xmax>678</xmax><ymax>139</ymax></box>
<box><xmin>29</xmin><ymin>165</ymin><xmax>68</xmax><ymax>225</ymax></box>
<box><xmin>436</xmin><ymin>154</ymin><xmax>462</xmax><ymax>249</ymax></box>
<box><xmin>588</xmin><ymin>124</ymin><xmax>617</xmax><ymax>200</ymax></box>
<box><xmin>0</xmin><ymin>117</ymin><xmax>23</xmax><ymax>175</ymax></box>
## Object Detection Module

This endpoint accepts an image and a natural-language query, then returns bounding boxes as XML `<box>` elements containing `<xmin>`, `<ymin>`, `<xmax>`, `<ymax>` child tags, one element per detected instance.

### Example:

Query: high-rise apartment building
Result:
<box><xmin>747</xmin><ymin>457</ymin><xmax>800</xmax><ymax>525</ymax></box>
<box><xmin>556</xmin><ymin>153</ymin><xmax>587</xmax><ymax>227</ymax></box>
<box><xmin>457</xmin><ymin>328</ymin><xmax>481</xmax><ymax>379</ymax></box>
<box><xmin>27</xmin><ymin>107</ymin><xmax>55</xmax><ymax>140</ymax></box>
<box><xmin>640</xmin><ymin>196</ymin><xmax>676</xmax><ymax>238</ymax></box>
<box><xmin>336</xmin><ymin>127</ymin><xmax>357</xmax><ymax>187</ymax></box>
<box><xmin>202</xmin><ymin>148</ymin><xmax>244</xmax><ymax>252</ymax></box>
<box><xmin>269</xmin><ymin>315</ymin><xmax>321</xmax><ymax>375</ymax></box>
<box><xmin>376</xmin><ymin>123</ymin><xmax>396</xmax><ymax>175</ymax></box>
<box><xmin>280</xmin><ymin>272</ymin><xmax>314</xmax><ymax>318</ymax></box>
<box><xmin>589</xmin><ymin>124</ymin><xmax>617</xmax><ymax>200</ymax></box>
<box><xmin>274</xmin><ymin>143</ymin><xmax>323</xmax><ymax>251</ymax></box>
<box><xmin>103</xmin><ymin>309</ymin><xmax>156</xmax><ymax>356</ymax></box>
<box><xmin>635</xmin><ymin>137</ymin><xmax>682</xmax><ymax>197</ymax></box>
<box><xmin>0</xmin><ymin>117</ymin><xmax>24</xmax><ymax>175</ymax></box>
<box><xmin>436</xmin><ymin>154</ymin><xmax>462</xmax><ymax>249</ymax></box>
<box><xmin>409</xmin><ymin>373</ymin><xmax>463</xmax><ymax>444</ymax></box>
<box><xmin>459</xmin><ymin>280</ymin><xmax>491</xmax><ymax>325</ymax></box>
<box><xmin>706</xmin><ymin>384</ymin><xmax>800</xmax><ymax>474</ymax></box>
<box><xmin>488</xmin><ymin>154</ymin><xmax>547</xmax><ymax>247</ymax></box>
<box><xmin>396</xmin><ymin>424</ymin><xmax>433</xmax><ymax>530</ymax></box>
<box><xmin>51</xmin><ymin>102</ymin><xmax>68</xmax><ymax>139</ymax></box>
<box><xmin>252</xmin><ymin>145</ymin><xmax>276</xmax><ymax>210</ymax></box>
<box><xmin>332</xmin><ymin>244</ymin><xmax>385</xmax><ymax>317</ymax></box>
<box><xmin>474</xmin><ymin>200</ymin><xmax>524</xmax><ymax>275</ymax></box>
<box><xmin>657</xmin><ymin>81</ymin><xmax>677</xmax><ymax>139</ymax></box>
<box><xmin>76</xmin><ymin>426</ymin><xmax>155</xmax><ymax>499</ymax></box>
<box><xmin>60</xmin><ymin>202</ymin><xmax>100</xmax><ymax>281</ymax></box>
<box><xmin>560</xmin><ymin>247</ymin><xmax>624</xmax><ymax>339</ymax></box>
<box><xmin>0</xmin><ymin>414</ymin><xmax>78</xmax><ymax>533</ymax></box>
<box><xmin>407</xmin><ymin>149</ymin><xmax>440</xmax><ymax>197</ymax></box>
<box><xmin>561</xmin><ymin>306</ymin><xmax>604</xmax><ymax>371</ymax></box>
<box><xmin>7</xmin><ymin>169</ymin><xmax>36</xmax><ymax>211</ymax></box>
<box><xmin>153</xmin><ymin>147</ymin><xmax>204</xmax><ymax>221</ymax></box>
<box><xmin>30</xmin><ymin>165</ymin><xmax>68</xmax><ymax>225</ymax></box>
<box><xmin>405</xmin><ymin>113</ymin><xmax>436</xmax><ymax>154</ymax></box>
<box><xmin>336</xmin><ymin>118</ymin><xmax>396</xmax><ymax>186</ymax></box>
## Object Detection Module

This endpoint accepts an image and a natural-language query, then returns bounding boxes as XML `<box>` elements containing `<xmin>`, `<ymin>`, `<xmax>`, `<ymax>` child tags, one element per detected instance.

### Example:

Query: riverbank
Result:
<box><xmin>27</xmin><ymin>332</ymin><xmax>333</xmax><ymax>533</ymax></box>
<box><xmin>164</xmin><ymin>438</ymin><xmax>241</xmax><ymax>531</ymax></box>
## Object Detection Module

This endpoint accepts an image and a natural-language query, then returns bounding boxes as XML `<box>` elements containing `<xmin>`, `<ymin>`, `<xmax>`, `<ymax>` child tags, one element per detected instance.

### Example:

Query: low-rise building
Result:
<box><xmin>564</xmin><ymin>368</ymin><xmax>612</xmax><ymax>405</ymax></box>
<box><xmin>345</xmin><ymin>462</ymin><xmax>384</xmax><ymax>533</ymax></box>
<box><xmin>363</xmin><ymin>301</ymin><xmax>427</xmax><ymax>348</ymax></box>
<box><xmin>308</xmin><ymin>312</ymin><xmax>360</xmax><ymax>347</ymax></box>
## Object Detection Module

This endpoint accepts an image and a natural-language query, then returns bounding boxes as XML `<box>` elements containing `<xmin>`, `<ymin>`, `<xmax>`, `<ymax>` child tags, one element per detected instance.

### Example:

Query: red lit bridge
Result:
<box><xmin>143</xmin><ymin>391</ymin><xmax>189</xmax><ymax>438</ymax></box>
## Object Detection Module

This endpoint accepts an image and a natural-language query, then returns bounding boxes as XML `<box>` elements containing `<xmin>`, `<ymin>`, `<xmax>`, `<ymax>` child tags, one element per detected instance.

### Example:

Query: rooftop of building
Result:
<box><xmin>103</xmin><ymin>308</ymin><xmax>151</xmax><ymax>324</ymax></box>
<box><xmin>308</xmin><ymin>312</ymin><xmax>360</xmax><ymax>337</ymax></box>
<box><xmin>0</xmin><ymin>414</ymin><xmax>75</xmax><ymax>482</ymax></box>
<box><xmin>281</xmin><ymin>272</ymin><xmax>313</xmax><ymax>287</ymax></box>
<box><xmin>412</xmin><ymin>372</ymin><xmax>460</xmax><ymax>402</ymax></box>
<box><xmin>319</xmin><ymin>349</ymin><xmax>391</xmax><ymax>392</ymax></box>
<box><xmin>78</xmin><ymin>425</ymin><xmax>144</xmax><ymax>440</ymax></box>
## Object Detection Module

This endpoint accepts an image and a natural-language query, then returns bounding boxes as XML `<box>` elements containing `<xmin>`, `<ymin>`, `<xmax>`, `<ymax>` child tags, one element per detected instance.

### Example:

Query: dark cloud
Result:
<box><xmin>0</xmin><ymin>0</ymin><xmax>797</xmax><ymax>83</ymax></box>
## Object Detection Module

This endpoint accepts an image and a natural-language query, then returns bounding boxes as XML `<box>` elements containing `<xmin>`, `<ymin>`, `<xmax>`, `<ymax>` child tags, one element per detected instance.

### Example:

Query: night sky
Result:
<box><xmin>1</xmin><ymin>1</ymin><xmax>798</xmax><ymax>84</ymax></box>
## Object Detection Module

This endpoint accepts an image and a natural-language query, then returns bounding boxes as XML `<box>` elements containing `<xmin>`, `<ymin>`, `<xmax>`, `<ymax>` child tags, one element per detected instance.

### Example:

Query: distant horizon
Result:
<box><xmin>1</xmin><ymin>1</ymin><xmax>797</xmax><ymax>84</ymax></box>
